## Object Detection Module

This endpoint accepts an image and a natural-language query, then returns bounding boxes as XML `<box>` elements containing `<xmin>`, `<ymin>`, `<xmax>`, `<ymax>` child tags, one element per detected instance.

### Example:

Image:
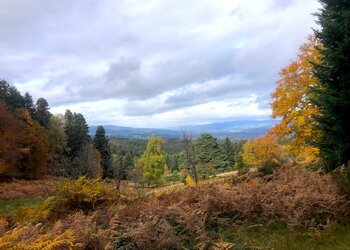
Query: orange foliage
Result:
<box><xmin>270</xmin><ymin>36</ymin><xmax>321</xmax><ymax>160</ymax></box>
<box><xmin>242</xmin><ymin>135</ymin><xmax>282</xmax><ymax>167</ymax></box>
<box><xmin>0</xmin><ymin>104</ymin><xmax>50</xmax><ymax>179</ymax></box>
<box><xmin>0</xmin><ymin>103</ymin><xmax>22</xmax><ymax>176</ymax></box>
<box><xmin>16</xmin><ymin>109</ymin><xmax>51</xmax><ymax>178</ymax></box>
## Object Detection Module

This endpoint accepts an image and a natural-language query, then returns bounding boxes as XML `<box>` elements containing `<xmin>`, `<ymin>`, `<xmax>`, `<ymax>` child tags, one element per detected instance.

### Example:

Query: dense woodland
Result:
<box><xmin>0</xmin><ymin>0</ymin><xmax>350</xmax><ymax>249</ymax></box>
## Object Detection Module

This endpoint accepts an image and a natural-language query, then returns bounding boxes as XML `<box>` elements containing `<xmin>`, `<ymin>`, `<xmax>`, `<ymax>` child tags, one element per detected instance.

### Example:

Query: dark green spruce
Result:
<box><xmin>35</xmin><ymin>97</ymin><xmax>52</xmax><ymax>128</ymax></box>
<box><xmin>94</xmin><ymin>125</ymin><xmax>112</xmax><ymax>178</ymax></box>
<box><xmin>312</xmin><ymin>0</ymin><xmax>350</xmax><ymax>170</ymax></box>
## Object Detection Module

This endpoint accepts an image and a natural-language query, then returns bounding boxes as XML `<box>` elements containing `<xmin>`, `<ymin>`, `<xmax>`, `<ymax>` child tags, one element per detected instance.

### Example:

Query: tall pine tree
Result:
<box><xmin>93</xmin><ymin>126</ymin><xmax>112</xmax><ymax>178</ymax></box>
<box><xmin>36</xmin><ymin>97</ymin><xmax>51</xmax><ymax>128</ymax></box>
<box><xmin>64</xmin><ymin>110</ymin><xmax>90</xmax><ymax>156</ymax></box>
<box><xmin>312</xmin><ymin>0</ymin><xmax>350</xmax><ymax>170</ymax></box>
<box><xmin>24</xmin><ymin>92</ymin><xmax>36</xmax><ymax>118</ymax></box>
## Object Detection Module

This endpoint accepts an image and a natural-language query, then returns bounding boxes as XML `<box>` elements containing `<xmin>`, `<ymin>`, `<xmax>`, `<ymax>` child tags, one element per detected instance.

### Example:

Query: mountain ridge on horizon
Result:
<box><xmin>89</xmin><ymin>119</ymin><xmax>279</xmax><ymax>140</ymax></box>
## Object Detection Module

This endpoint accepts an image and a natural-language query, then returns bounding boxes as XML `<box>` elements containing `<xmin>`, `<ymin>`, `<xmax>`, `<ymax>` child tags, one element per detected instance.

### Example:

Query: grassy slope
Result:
<box><xmin>210</xmin><ymin>221</ymin><xmax>350</xmax><ymax>250</ymax></box>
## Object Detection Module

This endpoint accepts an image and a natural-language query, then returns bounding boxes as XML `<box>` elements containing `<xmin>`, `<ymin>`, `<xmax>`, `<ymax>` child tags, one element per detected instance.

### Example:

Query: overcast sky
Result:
<box><xmin>0</xmin><ymin>0</ymin><xmax>320</xmax><ymax>128</ymax></box>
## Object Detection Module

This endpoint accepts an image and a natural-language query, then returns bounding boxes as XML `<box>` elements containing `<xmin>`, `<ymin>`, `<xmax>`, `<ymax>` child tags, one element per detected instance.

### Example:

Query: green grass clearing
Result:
<box><xmin>0</xmin><ymin>198</ymin><xmax>44</xmax><ymax>214</ymax></box>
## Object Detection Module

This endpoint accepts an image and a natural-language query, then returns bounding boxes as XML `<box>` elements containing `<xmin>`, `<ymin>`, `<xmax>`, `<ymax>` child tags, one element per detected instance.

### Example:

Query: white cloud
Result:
<box><xmin>0</xmin><ymin>0</ymin><xmax>320</xmax><ymax>127</ymax></box>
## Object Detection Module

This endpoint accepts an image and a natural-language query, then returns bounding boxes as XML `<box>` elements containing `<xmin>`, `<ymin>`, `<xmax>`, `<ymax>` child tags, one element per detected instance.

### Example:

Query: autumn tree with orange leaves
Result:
<box><xmin>270</xmin><ymin>37</ymin><xmax>321</xmax><ymax>160</ymax></box>
<box><xmin>242</xmin><ymin>135</ymin><xmax>282</xmax><ymax>168</ymax></box>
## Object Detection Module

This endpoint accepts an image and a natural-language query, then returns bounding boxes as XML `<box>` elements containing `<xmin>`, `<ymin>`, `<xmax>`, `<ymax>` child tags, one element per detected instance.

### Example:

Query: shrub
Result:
<box><xmin>257</xmin><ymin>159</ymin><xmax>281</xmax><ymax>176</ymax></box>
<box><xmin>11</xmin><ymin>177</ymin><xmax>116</xmax><ymax>223</ymax></box>
<box><xmin>43</xmin><ymin>176</ymin><xmax>115</xmax><ymax>220</ymax></box>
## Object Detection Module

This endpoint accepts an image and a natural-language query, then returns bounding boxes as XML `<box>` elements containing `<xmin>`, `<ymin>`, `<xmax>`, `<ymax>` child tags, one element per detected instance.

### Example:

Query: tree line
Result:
<box><xmin>0</xmin><ymin>80</ymin><xmax>110</xmax><ymax>179</ymax></box>
<box><xmin>0</xmin><ymin>83</ymin><xmax>244</xmax><ymax>183</ymax></box>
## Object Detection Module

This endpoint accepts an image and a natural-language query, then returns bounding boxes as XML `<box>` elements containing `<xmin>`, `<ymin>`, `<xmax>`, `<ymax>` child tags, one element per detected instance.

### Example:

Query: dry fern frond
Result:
<box><xmin>27</xmin><ymin>230</ymin><xmax>76</xmax><ymax>250</ymax></box>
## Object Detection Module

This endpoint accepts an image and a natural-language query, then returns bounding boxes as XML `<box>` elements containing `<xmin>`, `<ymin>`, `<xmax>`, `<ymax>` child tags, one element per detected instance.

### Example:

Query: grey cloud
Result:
<box><xmin>105</xmin><ymin>58</ymin><xmax>141</xmax><ymax>80</ymax></box>
<box><xmin>0</xmin><ymin>0</ymin><xmax>321</xmax><ymax>126</ymax></box>
<box><xmin>123</xmin><ymin>75</ymin><xmax>255</xmax><ymax>116</ymax></box>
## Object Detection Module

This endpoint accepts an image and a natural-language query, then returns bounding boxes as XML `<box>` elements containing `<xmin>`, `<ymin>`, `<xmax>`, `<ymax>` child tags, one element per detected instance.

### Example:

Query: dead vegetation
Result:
<box><xmin>0</xmin><ymin>177</ymin><xmax>119</xmax><ymax>249</ymax></box>
<box><xmin>0</xmin><ymin>208</ymin><xmax>116</xmax><ymax>249</ymax></box>
<box><xmin>1</xmin><ymin>167</ymin><xmax>349</xmax><ymax>249</ymax></box>
<box><xmin>0</xmin><ymin>178</ymin><xmax>59</xmax><ymax>200</ymax></box>
<box><xmin>115</xmin><ymin>166</ymin><xmax>349</xmax><ymax>249</ymax></box>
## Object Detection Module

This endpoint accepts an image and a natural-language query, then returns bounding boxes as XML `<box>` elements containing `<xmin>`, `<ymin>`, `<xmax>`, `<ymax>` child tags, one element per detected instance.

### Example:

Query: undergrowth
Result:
<box><xmin>114</xmin><ymin>166</ymin><xmax>350</xmax><ymax>249</ymax></box>
<box><xmin>1</xmin><ymin>168</ymin><xmax>350</xmax><ymax>249</ymax></box>
<box><xmin>0</xmin><ymin>177</ymin><xmax>118</xmax><ymax>249</ymax></box>
<box><xmin>0</xmin><ymin>178</ymin><xmax>58</xmax><ymax>200</ymax></box>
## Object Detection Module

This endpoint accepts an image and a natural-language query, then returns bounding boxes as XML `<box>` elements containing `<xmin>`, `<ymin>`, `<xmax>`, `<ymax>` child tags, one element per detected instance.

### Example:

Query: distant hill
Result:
<box><xmin>89</xmin><ymin>125</ymin><xmax>181</xmax><ymax>139</ymax></box>
<box><xmin>89</xmin><ymin>119</ymin><xmax>279</xmax><ymax>140</ymax></box>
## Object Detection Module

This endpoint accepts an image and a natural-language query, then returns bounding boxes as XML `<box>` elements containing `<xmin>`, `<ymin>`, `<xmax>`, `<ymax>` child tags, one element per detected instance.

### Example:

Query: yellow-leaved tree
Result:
<box><xmin>242</xmin><ymin>135</ymin><xmax>282</xmax><ymax>167</ymax></box>
<box><xmin>270</xmin><ymin>36</ymin><xmax>321</xmax><ymax>160</ymax></box>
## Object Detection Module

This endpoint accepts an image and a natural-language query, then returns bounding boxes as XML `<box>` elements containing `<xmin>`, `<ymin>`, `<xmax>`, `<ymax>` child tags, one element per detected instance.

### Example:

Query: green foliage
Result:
<box><xmin>94</xmin><ymin>125</ymin><xmax>112</xmax><ymax>178</ymax></box>
<box><xmin>23</xmin><ymin>92</ymin><xmax>36</xmax><ymax>118</ymax></box>
<box><xmin>64</xmin><ymin>110</ymin><xmax>90</xmax><ymax>156</ymax></box>
<box><xmin>0</xmin><ymin>198</ymin><xmax>44</xmax><ymax>214</ymax></box>
<box><xmin>110</xmin><ymin>148</ymin><xmax>134</xmax><ymax>181</ymax></box>
<box><xmin>257</xmin><ymin>159</ymin><xmax>281</xmax><ymax>176</ymax></box>
<box><xmin>70</xmin><ymin>142</ymin><xmax>103</xmax><ymax>178</ymax></box>
<box><xmin>0</xmin><ymin>80</ymin><xmax>25</xmax><ymax>111</ymax></box>
<box><xmin>312</xmin><ymin>0</ymin><xmax>350</xmax><ymax>170</ymax></box>
<box><xmin>194</xmin><ymin>133</ymin><xmax>226</xmax><ymax>177</ymax></box>
<box><xmin>165</xmin><ymin>153</ymin><xmax>180</xmax><ymax>172</ymax></box>
<box><xmin>234</xmin><ymin>152</ymin><xmax>244</xmax><ymax>170</ymax></box>
<box><xmin>332</xmin><ymin>165</ymin><xmax>350</xmax><ymax>199</ymax></box>
<box><xmin>35</xmin><ymin>97</ymin><xmax>51</xmax><ymax>128</ymax></box>
<box><xmin>48</xmin><ymin>115</ymin><xmax>68</xmax><ymax>154</ymax></box>
<box><xmin>138</xmin><ymin>134</ymin><xmax>166</xmax><ymax>186</ymax></box>
<box><xmin>163</xmin><ymin>172</ymin><xmax>180</xmax><ymax>183</ymax></box>
<box><xmin>211</xmin><ymin>221</ymin><xmax>350</xmax><ymax>250</ymax></box>
<box><xmin>220</xmin><ymin>137</ymin><xmax>234</xmax><ymax>168</ymax></box>
<box><xmin>47</xmin><ymin>115</ymin><xmax>69</xmax><ymax>176</ymax></box>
